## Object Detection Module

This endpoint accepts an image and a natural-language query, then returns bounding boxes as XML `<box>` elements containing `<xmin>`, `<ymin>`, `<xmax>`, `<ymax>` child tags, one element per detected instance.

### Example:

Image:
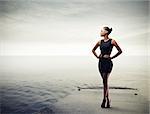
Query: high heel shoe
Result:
<box><xmin>101</xmin><ymin>99</ymin><xmax>106</xmax><ymax>108</ymax></box>
<box><xmin>106</xmin><ymin>99</ymin><xmax>111</xmax><ymax>108</ymax></box>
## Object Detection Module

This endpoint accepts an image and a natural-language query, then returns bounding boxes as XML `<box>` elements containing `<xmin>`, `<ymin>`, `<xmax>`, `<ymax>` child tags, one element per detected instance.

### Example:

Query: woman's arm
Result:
<box><xmin>110</xmin><ymin>39</ymin><xmax>122</xmax><ymax>59</ymax></box>
<box><xmin>92</xmin><ymin>41</ymin><xmax>100</xmax><ymax>59</ymax></box>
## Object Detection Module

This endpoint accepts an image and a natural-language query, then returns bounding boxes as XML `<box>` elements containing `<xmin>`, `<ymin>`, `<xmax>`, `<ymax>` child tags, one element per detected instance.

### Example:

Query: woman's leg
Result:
<box><xmin>104</xmin><ymin>73</ymin><xmax>111</xmax><ymax>108</ymax></box>
<box><xmin>105</xmin><ymin>73</ymin><xmax>110</xmax><ymax>100</ymax></box>
<box><xmin>100</xmin><ymin>72</ymin><xmax>108</xmax><ymax>107</ymax></box>
<box><xmin>100</xmin><ymin>72</ymin><xmax>106</xmax><ymax>107</ymax></box>
<box><xmin>102</xmin><ymin>73</ymin><xmax>110</xmax><ymax>100</ymax></box>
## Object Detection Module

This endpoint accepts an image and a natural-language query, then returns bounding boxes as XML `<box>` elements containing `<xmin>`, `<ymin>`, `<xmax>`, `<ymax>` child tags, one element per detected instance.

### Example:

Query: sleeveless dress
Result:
<box><xmin>98</xmin><ymin>39</ymin><xmax>113</xmax><ymax>73</ymax></box>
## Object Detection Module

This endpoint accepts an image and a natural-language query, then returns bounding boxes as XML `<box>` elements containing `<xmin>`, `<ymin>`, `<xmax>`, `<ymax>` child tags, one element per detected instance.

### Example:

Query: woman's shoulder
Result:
<box><xmin>98</xmin><ymin>39</ymin><xmax>103</xmax><ymax>45</ymax></box>
<box><xmin>110</xmin><ymin>38</ymin><xmax>117</xmax><ymax>45</ymax></box>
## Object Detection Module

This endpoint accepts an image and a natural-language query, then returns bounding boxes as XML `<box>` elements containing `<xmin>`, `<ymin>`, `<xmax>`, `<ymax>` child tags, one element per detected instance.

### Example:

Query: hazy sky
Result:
<box><xmin>0</xmin><ymin>0</ymin><xmax>149</xmax><ymax>56</ymax></box>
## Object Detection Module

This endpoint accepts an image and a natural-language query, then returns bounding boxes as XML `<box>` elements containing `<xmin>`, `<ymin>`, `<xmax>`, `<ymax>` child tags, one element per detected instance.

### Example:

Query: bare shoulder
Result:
<box><xmin>96</xmin><ymin>40</ymin><xmax>101</xmax><ymax>46</ymax></box>
<box><xmin>98</xmin><ymin>39</ymin><xmax>103</xmax><ymax>45</ymax></box>
<box><xmin>98</xmin><ymin>40</ymin><xmax>101</xmax><ymax>45</ymax></box>
<box><xmin>110</xmin><ymin>38</ymin><xmax>117</xmax><ymax>45</ymax></box>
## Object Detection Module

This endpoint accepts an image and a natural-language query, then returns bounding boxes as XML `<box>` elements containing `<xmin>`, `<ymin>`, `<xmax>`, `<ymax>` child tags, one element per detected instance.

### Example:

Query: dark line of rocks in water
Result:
<box><xmin>77</xmin><ymin>86</ymin><xmax>138</xmax><ymax>91</ymax></box>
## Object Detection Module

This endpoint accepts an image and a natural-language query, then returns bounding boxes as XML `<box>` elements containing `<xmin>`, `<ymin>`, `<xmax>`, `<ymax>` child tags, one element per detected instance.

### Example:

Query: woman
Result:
<box><xmin>92</xmin><ymin>26</ymin><xmax>122</xmax><ymax>108</ymax></box>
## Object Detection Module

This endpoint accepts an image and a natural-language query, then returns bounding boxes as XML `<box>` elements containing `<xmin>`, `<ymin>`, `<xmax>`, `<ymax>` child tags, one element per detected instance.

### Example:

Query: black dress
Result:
<box><xmin>98</xmin><ymin>39</ymin><xmax>113</xmax><ymax>74</ymax></box>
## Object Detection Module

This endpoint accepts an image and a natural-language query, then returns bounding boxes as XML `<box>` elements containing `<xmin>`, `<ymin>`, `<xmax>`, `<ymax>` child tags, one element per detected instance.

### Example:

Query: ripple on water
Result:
<box><xmin>1</xmin><ymin>81</ymin><xmax>73</xmax><ymax>114</ymax></box>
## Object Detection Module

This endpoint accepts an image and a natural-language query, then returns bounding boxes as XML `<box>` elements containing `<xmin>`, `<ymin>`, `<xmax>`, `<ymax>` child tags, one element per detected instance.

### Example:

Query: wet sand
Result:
<box><xmin>54</xmin><ymin>88</ymin><xmax>149</xmax><ymax>114</ymax></box>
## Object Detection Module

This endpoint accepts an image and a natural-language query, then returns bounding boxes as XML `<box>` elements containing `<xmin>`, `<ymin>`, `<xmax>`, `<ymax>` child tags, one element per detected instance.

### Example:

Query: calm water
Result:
<box><xmin>0</xmin><ymin>55</ymin><xmax>148</xmax><ymax>114</ymax></box>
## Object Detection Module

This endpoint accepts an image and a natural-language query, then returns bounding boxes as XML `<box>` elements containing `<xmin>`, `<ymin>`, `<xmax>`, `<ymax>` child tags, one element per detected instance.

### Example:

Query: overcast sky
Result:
<box><xmin>0</xmin><ymin>0</ymin><xmax>149</xmax><ymax>56</ymax></box>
